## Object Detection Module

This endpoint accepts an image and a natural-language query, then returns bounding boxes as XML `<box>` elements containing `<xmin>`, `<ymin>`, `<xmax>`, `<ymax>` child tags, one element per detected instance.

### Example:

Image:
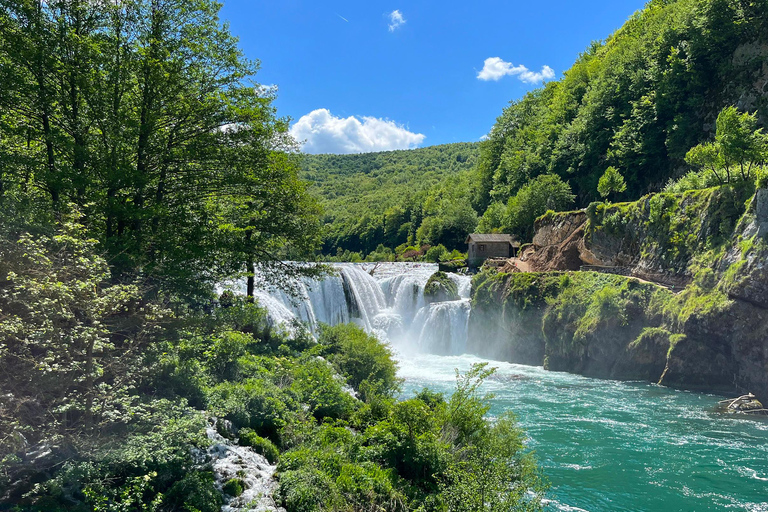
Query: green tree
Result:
<box><xmin>504</xmin><ymin>174</ymin><xmax>575</xmax><ymax>241</ymax></box>
<box><xmin>597</xmin><ymin>166</ymin><xmax>627</xmax><ymax>201</ymax></box>
<box><xmin>0</xmin><ymin>0</ymin><xmax>321</xmax><ymax>296</ymax></box>
<box><xmin>684</xmin><ymin>143</ymin><xmax>724</xmax><ymax>185</ymax></box>
<box><xmin>714</xmin><ymin>106</ymin><xmax>768</xmax><ymax>180</ymax></box>
<box><xmin>685</xmin><ymin>107</ymin><xmax>768</xmax><ymax>185</ymax></box>
<box><xmin>0</xmin><ymin>212</ymin><xmax>162</xmax><ymax>452</ymax></box>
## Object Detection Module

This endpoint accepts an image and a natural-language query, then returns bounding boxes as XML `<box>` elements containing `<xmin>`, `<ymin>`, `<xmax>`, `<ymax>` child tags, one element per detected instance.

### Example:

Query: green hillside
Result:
<box><xmin>301</xmin><ymin>142</ymin><xmax>480</xmax><ymax>255</ymax></box>
<box><xmin>474</xmin><ymin>0</ymin><xmax>768</xmax><ymax>215</ymax></box>
<box><xmin>305</xmin><ymin>0</ymin><xmax>768</xmax><ymax>255</ymax></box>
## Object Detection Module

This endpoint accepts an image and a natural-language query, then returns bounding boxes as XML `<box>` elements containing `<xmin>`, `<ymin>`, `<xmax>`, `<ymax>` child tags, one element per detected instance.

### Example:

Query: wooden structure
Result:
<box><xmin>466</xmin><ymin>233</ymin><xmax>519</xmax><ymax>269</ymax></box>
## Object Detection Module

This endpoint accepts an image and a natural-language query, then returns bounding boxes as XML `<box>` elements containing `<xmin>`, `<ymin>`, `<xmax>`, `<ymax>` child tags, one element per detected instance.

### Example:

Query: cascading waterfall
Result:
<box><xmin>251</xmin><ymin>263</ymin><xmax>472</xmax><ymax>355</ymax></box>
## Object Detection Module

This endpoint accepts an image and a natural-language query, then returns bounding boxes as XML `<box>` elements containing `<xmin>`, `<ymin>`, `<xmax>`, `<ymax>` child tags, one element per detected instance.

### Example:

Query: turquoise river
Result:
<box><xmin>397</xmin><ymin>352</ymin><xmax>768</xmax><ymax>512</ymax></box>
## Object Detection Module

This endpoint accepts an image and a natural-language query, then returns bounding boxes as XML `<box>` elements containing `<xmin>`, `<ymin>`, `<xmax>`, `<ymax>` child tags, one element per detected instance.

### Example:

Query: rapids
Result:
<box><xmin>253</xmin><ymin>263</ymin><xmax>768</xmax><ymax>512</ymax></box>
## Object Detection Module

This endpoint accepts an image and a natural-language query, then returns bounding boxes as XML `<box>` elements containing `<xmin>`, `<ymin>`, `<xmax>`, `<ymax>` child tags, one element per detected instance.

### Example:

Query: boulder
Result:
<box><xmin>424</xmin><ymin>271</ymin><xmax>459</xmax><ymax>303</ymax></box>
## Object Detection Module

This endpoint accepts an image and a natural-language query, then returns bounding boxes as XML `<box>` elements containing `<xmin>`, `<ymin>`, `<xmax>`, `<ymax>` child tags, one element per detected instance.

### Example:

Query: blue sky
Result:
<box><xmin>219</xmin><ymin>0</ymin><xmax>645</xmax><ymax>154</ymax></box>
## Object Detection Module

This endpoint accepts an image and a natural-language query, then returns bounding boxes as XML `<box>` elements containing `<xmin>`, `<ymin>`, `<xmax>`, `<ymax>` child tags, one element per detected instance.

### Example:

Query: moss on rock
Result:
<box><xmin>424</xmin><ymin>271</ymin><xmax>459</xmax><ymax>303</ymax></box>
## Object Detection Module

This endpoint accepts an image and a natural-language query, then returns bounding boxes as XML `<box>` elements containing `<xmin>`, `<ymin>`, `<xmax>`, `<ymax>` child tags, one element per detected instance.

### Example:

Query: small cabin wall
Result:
<box><xmin>468</xmin><ymin>241</ymin><xmax>510</xmax><ymax>268</ymax></box>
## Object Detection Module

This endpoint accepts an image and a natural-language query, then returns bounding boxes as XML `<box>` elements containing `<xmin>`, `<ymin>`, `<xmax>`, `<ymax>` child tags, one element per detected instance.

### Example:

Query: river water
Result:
<box><xmin>253</xmin><ymin>263</ymin><xmax>768</xmax><ymax>512</ymax></box>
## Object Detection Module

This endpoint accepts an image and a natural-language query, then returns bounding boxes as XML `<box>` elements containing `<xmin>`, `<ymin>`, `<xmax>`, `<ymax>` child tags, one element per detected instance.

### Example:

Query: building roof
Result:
<box><xmin>465</xmin><ymin>233</ymin><xmax>519</xmax><ymax>246</ymax></box>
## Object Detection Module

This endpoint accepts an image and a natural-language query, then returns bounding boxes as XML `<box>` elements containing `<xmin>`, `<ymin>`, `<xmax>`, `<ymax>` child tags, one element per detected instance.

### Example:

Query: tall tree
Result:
<box><xmin>0</xmin><ymin>0</ymin><xmax>322</xmax><ymax>296</ymax></box>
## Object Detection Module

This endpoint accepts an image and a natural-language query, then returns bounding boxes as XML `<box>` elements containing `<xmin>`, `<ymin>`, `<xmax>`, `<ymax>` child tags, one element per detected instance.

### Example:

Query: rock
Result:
<box><xmin>755</xmin><ymin>188</ymin><xmax>768</xmax><ymax>238</ymax></box>
<box><xmin>533</xmin><ymin>210</ymin><xmax>586</xmax><ymax>247</ymax></box>
<box><xmin>716</xmin><ymin>393</ymin><xmax>767</xmax><ymax>415</ymax></box>
<box><xmin>424</xmin><ymin>271</ymin><xmax>459</xmax><ymax>303</ymax></box>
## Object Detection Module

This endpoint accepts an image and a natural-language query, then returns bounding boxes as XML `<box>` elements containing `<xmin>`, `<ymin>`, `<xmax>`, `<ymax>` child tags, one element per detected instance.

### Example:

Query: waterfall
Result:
<box><xmin>250</xmin><ymin>263</ymin><xmax>472</xmax><ymax>356</ymax></box>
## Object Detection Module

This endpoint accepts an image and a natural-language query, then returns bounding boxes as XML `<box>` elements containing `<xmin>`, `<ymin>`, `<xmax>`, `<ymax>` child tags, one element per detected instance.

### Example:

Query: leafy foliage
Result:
<box><xmin>302</xmin><ymin>143</ymin><xmax>479</xmax><ymax>255</ymax></box>
<box><xmin>685</xmin><ymin>106</ymin><xmax>768</xmax><ymax>184</ymax></box>
<box><xmin>480</xmin><ymin>174</ymin><xmax>575</xmax><ymax>241</ymax></box>
<box><xmin>474</xmin><ymin>0</ymin><xmax>768</xmax><ymax>210</ymax></box>
<box><xmin>598</xmin><ymin>166</ymin><xmax>628</xmax><ymax>200</ymax></box>
<box><xmin>0</xmin><ymin>0</ymin><xmax>322</xmax><ymax>297</ymax></box>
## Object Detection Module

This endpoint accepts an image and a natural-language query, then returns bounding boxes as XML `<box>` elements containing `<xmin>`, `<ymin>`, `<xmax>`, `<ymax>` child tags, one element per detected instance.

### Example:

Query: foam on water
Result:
<box><xmin>205</xmin><ymin>424</ymin><xmax>285</xmax><ymax>512</ymax></box>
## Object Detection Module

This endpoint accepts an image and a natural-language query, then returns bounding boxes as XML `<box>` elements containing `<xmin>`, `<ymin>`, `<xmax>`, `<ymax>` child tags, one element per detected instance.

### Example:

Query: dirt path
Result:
<box><xmin>508</xmin><ymin>257</ymin><xmax>534</xmax><ymax>272</ymax></box>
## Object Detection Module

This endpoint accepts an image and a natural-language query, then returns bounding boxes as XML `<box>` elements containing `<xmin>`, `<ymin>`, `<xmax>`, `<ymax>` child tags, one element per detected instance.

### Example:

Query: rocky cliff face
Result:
<box><xmin>470</xmin><ymin>185</ymin><xmax>768</xmax><ymax>400</ymax></box>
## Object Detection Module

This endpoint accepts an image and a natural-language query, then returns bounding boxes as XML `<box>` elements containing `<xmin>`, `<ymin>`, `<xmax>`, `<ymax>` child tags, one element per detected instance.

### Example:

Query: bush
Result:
<box><xmin>222</xmin><ymin>478</ymin><xmax>245</xmax><ymax>497</ymax></box>
<box><xmin>664</xmin><ymin>168</ymin><xmax>720</xmax><ymax>193</ymax></box>
<box><xmin>239</xmin><ymin>429</ymin><xmax>280</xmax><ymax>464</ymax></box>
<box><xmin>277</xmin><ymin>467</ymin><xmax>340</xmax><ymax>512</ymax></box>
<box><xmin>290</xmin><ymin>359</ymin><xmax>356</xmax><ymax>421</ymax></box>
<box><xmin>318</xmin><ymin>324</ymin><xmax>402</xmax><ymax>401</ymax></box>
<box><xmin>206</xmin><ymin>378</ymin><xmax>293</xmax><ymax>441</ymax></box>
<box><xmin>425</xmin><ymin>244</ymin><xmax>449</xmax><ymax>262</ymax></box>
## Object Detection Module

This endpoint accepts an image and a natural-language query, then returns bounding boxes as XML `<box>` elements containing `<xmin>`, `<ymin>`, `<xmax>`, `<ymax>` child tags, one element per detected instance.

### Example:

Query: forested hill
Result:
<box><xmin>306</xmin><ymin>0</ymin><xmax>768</xmax><ymax>257</ymax></box>
<box><xmin>475</xmin><ymin>0</ymin><xmax>768</xmax><ymax>217</ymax></box>
<box><xmin>301</xmin><ymin>142</ymin><xmax>480</xmax><ymax>256</ymax></box>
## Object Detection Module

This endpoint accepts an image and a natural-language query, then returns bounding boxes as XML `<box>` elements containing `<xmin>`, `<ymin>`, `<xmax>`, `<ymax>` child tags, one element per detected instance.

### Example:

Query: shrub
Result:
<box><xmin>425</xmin><ymin>244</ymin><xmax>449</xmax><ymax>262</ymax></box>
<box><xmin>205</xmin><ymin>330</ymin><xmax>258</xmax><ymax>382</ymax></box>
<box><xmin>277</xmin><ymin>467</ymin><xmax>340</xmax><ymax>512</ymax></box>
<box><xmin>206</xmin><ymin>378</ymin><xmax>293</xmax><ymax>441</ymax></box>
<box><xmin>318</xmin><ymin>324</ymin><xmax>402</xmax><ymax>401</ymax></box>
<box><xmin>504</xmin><ymin>174</ymin><xmax>575</xmax><ymax>241</ymax></box>
<box><xmin>239</xmin><ymin>429</ymin><xmax>280</xmax><ymax>464</ymax></box>
<box><xmin>290</xmin><ymin>359</ymin><xmax>356</xmax><ymax>421</ymax></box>
<box><xmin>164</xmin><ymin>471</ymin><xmax>223</xmax><ymax>512</ymax></box>
<box><xmin>222</xmin><ymin>478</ymin><xmax>245</xmax><ymax>497</ymax></box>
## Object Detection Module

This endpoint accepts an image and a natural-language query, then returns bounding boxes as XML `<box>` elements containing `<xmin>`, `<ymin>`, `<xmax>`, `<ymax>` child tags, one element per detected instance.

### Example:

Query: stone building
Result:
<box><xmin>466</xmin><ymin>233</ymin><xmax>518</xmax><ymax>268</ymax></box>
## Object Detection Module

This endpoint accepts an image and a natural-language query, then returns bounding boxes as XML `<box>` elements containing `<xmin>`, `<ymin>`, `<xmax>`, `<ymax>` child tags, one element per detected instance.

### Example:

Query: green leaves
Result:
<box><xmin>0</xmin><ymin>211</ymin><xmax>163</xmax><ymax>448</ymax></box>
<box><xmin>597</xmin><ymin>166</ymin><xmax>627</xmax><ymax>200</ymax></box>
<box><xmin>685</xmin><ymin>106</ymin><xmax>768</xmax><ymax>186</ymax></box>
<box><xmin>0</xmin><ymin>0</ymin><xmax>323</xmax><ymax>298</ymax></box>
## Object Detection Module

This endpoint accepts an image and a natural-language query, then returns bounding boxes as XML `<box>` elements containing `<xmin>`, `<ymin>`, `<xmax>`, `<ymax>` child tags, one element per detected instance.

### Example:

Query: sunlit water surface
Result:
<box><xmin>396</xmin><ymin>352</ymin><xmax>768</xmax><ymax>512</ymax></box>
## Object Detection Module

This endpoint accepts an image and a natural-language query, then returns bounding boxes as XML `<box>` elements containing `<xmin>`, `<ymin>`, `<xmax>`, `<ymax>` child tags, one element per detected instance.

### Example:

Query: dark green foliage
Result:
<box><xmin>290</xmin><ymin>359</ymin><xmax>356</xmax><ymax>422</ymax></box>
<box><xmin>207</xmin><ymin>378</ymin><xmax>293</xmax><ymax>441</ymax></box>
<box><xmin>425</xmin><ymin>243</ymin><xmax>449</xmax><ymax>262</ymax></box>
<box><xmin>479</xmin><ymin>174</ymin><xmax>575</xmax><ymax>241</ymax></box>
<box><xmin>474</xmin><ymin>0</ymin><xmax>768</xmax><ymax>209</ymax></box>
<box><xmin>222</xmin><ymin>478</ymin><xmax>245</xmax><ymax>497</ymax></box>
<box><xmin>276</xmin><ymin>364</ymin><xmax>544</xmax><ymax>512</ymax></box>
<box><xmin>0</xmin><ymin>0</ymin><xmax>323</xmax><ymax>299</ymax></box>
<box><xmin>303</xmin><ymin>143</ymin><xmax>479</xmax><ymax>255</ymax></box>
<box><xmin>239</xmin><ymin>430</ymin><xmax>280</xmax><ymax>464</ymax></box>
<box><xmin>0</xmin><ymin>213</ymin><xmax>163</xmax><ymax>456</ymax></box>
<box><xmin>25</xmin><ymin>408</ymin><xmax>220</xmax><ymax>512</ymax></box>
<box><xmin>317</xmin><ymin>324</ymin><xmax>402</xmax><ymax>401</ymax></box>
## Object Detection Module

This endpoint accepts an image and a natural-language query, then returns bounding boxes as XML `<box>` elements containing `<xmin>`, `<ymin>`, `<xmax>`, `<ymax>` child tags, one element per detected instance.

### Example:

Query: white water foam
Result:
<box><xmin>251</xmin><ymin>263</ymin><xmax>473</xmax><ymax>356</ymax></box>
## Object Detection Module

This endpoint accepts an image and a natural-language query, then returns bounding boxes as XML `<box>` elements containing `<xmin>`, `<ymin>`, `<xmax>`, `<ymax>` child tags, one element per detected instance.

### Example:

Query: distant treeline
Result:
<box><xmin>301</xmin><ymin>143</ymin><xmax>480</xmax><ymax>255</ymax></box>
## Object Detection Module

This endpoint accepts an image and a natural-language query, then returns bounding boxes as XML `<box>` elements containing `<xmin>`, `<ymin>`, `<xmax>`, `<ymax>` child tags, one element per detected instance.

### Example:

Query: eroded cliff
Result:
<box><xmin>471</xmin><ymin>184</ymin><xmax>768</xmax><ymax>399</ymax></box>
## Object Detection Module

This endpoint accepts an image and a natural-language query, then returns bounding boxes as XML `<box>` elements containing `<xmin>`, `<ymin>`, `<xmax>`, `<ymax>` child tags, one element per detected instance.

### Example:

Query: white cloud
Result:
<box><xmin>477</xmin><ymin>57</ymin><xmax>555</xmax><ymax>84</ymax></box>
<box><xmin>290</xmin><ymin>108</ymin><xmax>426</xmax><ymax>154</ymax></box>
<box><xmin>388</xmin><ymin>10</ymin><xmax>405</xmax><ymax>31</ymax></box>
